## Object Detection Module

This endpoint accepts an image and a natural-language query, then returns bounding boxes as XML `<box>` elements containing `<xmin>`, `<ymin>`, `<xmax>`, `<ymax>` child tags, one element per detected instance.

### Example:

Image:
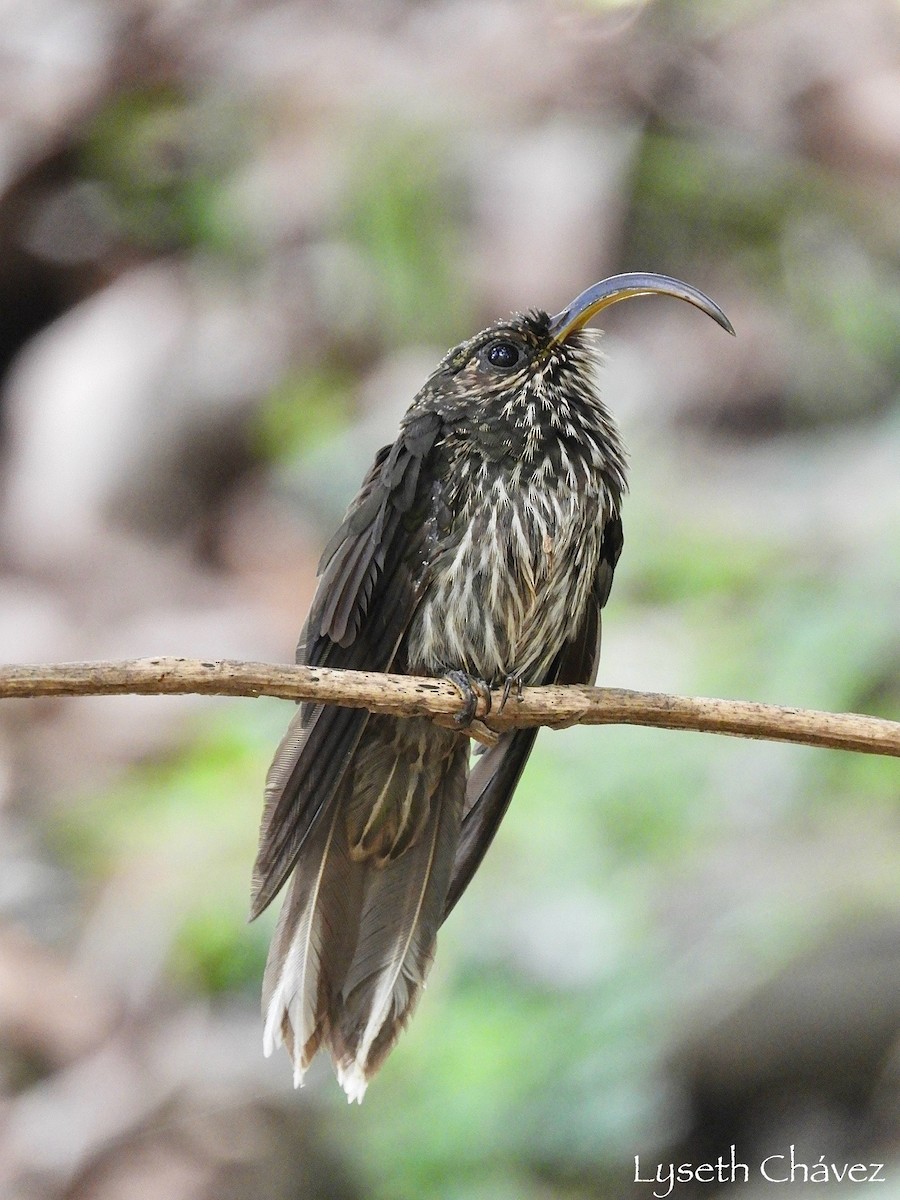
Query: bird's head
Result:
<box><xmin>428</xmin><ymin>271</ymin><xmax>734</xmax><ymax>411</ymax></box>
<box><xmin>418</xmin><ymin>273</ymin><xmax>734</xmax><ymax>490</ymax></box>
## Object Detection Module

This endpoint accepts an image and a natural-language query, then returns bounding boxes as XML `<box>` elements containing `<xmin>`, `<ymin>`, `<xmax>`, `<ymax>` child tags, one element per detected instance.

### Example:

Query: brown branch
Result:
<box><xmin>0</xmin><ymin>657</ymin><xmax>897</xmax><ymax>758</ymax></box>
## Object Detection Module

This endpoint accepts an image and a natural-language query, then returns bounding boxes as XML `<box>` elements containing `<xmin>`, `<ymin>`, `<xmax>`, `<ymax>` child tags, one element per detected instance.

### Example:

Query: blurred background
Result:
<box><xmin>0</xmin><ymin>0</ymin><xmax>898</xmax><ymax>1196</ymax></box>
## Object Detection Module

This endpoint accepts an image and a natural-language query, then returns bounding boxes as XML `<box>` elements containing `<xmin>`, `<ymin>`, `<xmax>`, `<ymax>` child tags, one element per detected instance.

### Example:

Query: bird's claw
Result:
<box><xmin>499</xmin><ymin>673</ymin><xmax>524</xmax><ymax>712</ymax></box>
<box><xmin>444</xmin><ymin>670</ymin><xmax>492</xmax><ymax>730</ymax></box>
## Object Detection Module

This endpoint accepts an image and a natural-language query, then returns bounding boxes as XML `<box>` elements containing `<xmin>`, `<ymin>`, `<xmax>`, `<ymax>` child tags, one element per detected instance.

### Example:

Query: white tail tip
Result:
<box><xmin>262</xmin><ymin>1008</ymin><xmax>283</xmax><ymax>1058</ymax></box>
<box><xmin>336</xmin><ymin>1060</ymin><xmax>369</xmax><ymax>1104</ymax></box>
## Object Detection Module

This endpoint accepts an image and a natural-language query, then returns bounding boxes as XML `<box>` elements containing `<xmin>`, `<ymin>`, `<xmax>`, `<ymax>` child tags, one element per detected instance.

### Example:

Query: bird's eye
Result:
<box><xmin>484</xmin><ymin>340</ymin><xmax>522</xmax><ymax>370</ymax></box>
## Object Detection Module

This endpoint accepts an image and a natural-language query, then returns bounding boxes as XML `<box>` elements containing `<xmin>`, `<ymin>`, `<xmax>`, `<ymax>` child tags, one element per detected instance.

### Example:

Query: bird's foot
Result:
<box><xmin>499</xmin><ymin>672</ymin><xmax>524</xmax><ymax>712</ymax></box>
<box><xmin>443</xmin><ymin>670</ymin><xmax>493</xmax><ymax>728</ymax></box>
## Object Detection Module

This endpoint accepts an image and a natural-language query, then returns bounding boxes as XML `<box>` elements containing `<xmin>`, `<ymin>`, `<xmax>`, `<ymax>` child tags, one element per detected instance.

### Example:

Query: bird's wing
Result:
<box><xmin>442</xmin><ymin>514</ymin><xmax>624</xmax><ymax>921</ymax></box>
<box><xmin>251</xmin><ymin>409</ymin><xmax>442</xmax><ymax>919</ymax></box>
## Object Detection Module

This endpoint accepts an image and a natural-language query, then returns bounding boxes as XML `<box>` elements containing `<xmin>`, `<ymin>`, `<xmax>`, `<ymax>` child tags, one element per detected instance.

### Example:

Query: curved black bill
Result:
<box><xmin>548</xmin><ymin>272</ymin><xmax>735</xmax><ymax>342</ymax></box>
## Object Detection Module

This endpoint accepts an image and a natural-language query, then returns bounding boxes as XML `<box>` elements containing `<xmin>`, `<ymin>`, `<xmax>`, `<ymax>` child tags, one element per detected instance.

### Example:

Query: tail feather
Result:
<box><xmin>261</xmin><ymin>720</ymin><xmax>466</xmax><ymax>1101</ymax></box>
<box><xmin>252</xmin><ymin>700</ymin><xmax>369</xmax><ymax>919</ymax></box>
<box><xmin>332</xmin><ymin>753</ymin><xmax>464</xmax><ymax>1099</ymax></box>
<box><xmin>261</xmin><ymin>796</ymin><xmax>364</xmax><ymax>1085</ymax></box>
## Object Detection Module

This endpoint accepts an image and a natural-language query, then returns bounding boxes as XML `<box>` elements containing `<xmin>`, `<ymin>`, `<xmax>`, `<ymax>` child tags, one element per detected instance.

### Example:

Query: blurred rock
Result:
<box><xmin>62</xmin><ymin>1097</ymin><xmax>360</xmax><ymax>1200</ymax></box>
<box><xmin>657</xmin><ymin>0</ymin><xmax>900</xmax><ymax>160</ymax></box>
<box><xmin>0</xmin><ymin>1007</ymin><xmax>360</xmax><ymax>1200</ymax></box>
<box><xmin>215</xmin><ymin>480</ymin><xmax>320</xmax><ymax>644</ymax></box>
<box><xmin>0</xmin><ymin>580</ymin><xmax>76</xmax><ymax>665</ymax></box>
<box><xmin>0</xmin><ymin>0</ymin><xmax>120</xmax><ymax>194</ymax></box>
<box><xmin>803</xmin><ymin>69</ymin><xmax>900</xmax><ymax>183</ymax></box>
<box><xmin>2</xmin><ymin>262</ymin><xmax>289</xmax><ymax>566</ymax></box>
<box><xmin>468</xmin><ymin>120</ymin><xmax>642</xmax><ymax>312</ymax></box>
<box><xmin>0</xmin><ymin>925</ymin><xmax>116</xmax><ymax>1075</ymax></box>
<box><xmin>670</xmin><ymin>922</ymin><xmax>900</xmax><ymax>1168</ymax></box>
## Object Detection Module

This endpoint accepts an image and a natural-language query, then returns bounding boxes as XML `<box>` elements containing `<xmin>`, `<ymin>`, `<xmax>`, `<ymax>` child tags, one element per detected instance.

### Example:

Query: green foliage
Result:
<box><xmin>628</xmin><ymin>134</ymin><xmax>833</xmax><ymax>272</ymax></box>
<box><xmin>254</xmin><ymin>366</ymin><xmax>356</xmax><ymax>463</ymax></box>
<box><xmin>342</xmin><ymin>123</ymin><xmax>471</xmax><ymax>346</ymax></box>
<box><xmin>344</xmin><ymin>947</ymin><xmax>668</xmax><ymax>1199</ymax></box>
<box><xmin>627</xmin><ymin>523</ymin><xmax>779</xmax><ymax>606</ymax></box>
<box><xmin>81</xmin><ymin>87</ymin><xmax>250</xmax><ymax>256</ymax></box>
<box><xmin>173</xmin><ymin>903</ymin><xmax>268</xmax><ymax>996</ymax></box>
<box><xmin>52</xmin><ymin>705</ymin><xmax>282</xmax><ymax>996</ymax></box>
<box><xmin>628</xmin><ymin>133</ymin><xmax>899</xmax><ymax>420</ymax></box>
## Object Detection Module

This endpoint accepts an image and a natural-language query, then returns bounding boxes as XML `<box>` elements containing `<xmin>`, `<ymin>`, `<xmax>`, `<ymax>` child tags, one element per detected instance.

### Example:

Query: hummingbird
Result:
<box><xmin>251</xmin><ymin>273</ymin><xmax>734</xmax><ymax>1102</ymax></box>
